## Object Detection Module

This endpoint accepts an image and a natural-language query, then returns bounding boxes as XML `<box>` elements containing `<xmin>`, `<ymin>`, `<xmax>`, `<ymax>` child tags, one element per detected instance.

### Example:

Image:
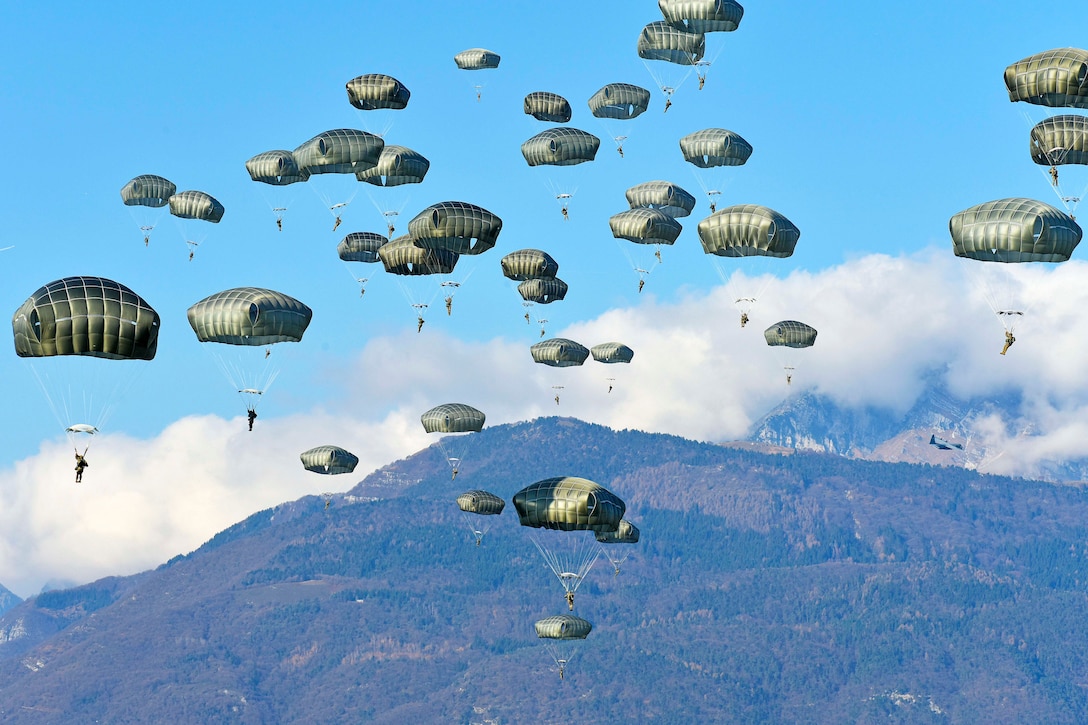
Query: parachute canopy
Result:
<box><xmin>378</xmin><ymin>235</ymin><xmax>459</xmax><ymax>275</ymax></box>
<box><xmin>356</xmin><ymin>145</ymin><xmax>430</xmax><ymax>187</ymax></box>
<box><xmin>524</xmin><ymin>91</ymin><xmax>572</xmax><ymax>123</ymax></box>
<box><xmin>454</xmin><ymin>48</ymin><xmax>500</xmax><ymax>70</ymax></box>
<box><xmin>949</xmin><ymin>198</ymin><xmax>1082</xmax><ymax>263</ymax></box>
<box><xmin>698</xmin><ymin>204</ymin><xmax>800</xmax><ymax>258</ymax></box>
<box><xmin>596</xmin><ymin>519</ymin><xmax>640</xmax><ymax>544</ymax></box>
<box><xmin>300</xmin><ymin>445</ymin><xmax>359</xmax><ymax>475</ymax></box>
<box><xmin>587</xmin><ymin>83</ymin><xmax>651</xmax><ymax>120</ymax></box>
<box><xmin>679</xmin><ymin>128</ymin><xmax>753</xmax><ymax>168</ymax></box>
<box><xmin>659</xmin><ymin>0</ymin><xmax>744</xmax><ymax>33</ymax></box>
<box><xmin>518</xmin><ymin>278</ymin><xmax>568</xmax><ymax>304</ymax></box>
<box><xmin>513</xmin><ymin>476</ymin><xmax>625</xmax><ymax>532</ymax></box>
<box><xmin>345</xmin><ymin>74</ymin><xmax>410</xmax><ymax>110</ymax></box>
<box><xmin>521</xmin><ymin>128</ymin><xmax>601</xmax><ymax>167</ymax></box>
<box><xmin>293</xmin><ymin>129</ymin><xmax>384</xmax><ymax>175</ymax></box>
<box><xmin>457</xmin><ymin>490</ymin><xmax>505</xmax><ymax>515</ymax></box>
<box><xmin>590</xmin><ymin>342</ymin><xmax>634</xmax><ymax>364</ymax></box>
<box><xmin>338</xmin><ymin>232</ymin><xmax>388</xmax><ymax>263</ymax></box>
<box><xmin>609</xmin><ymin>207</ymin><xmax>682</xmax><ymax>246</ymax></box>
<box><xmin>764</xmin><ymin>320</ymin><xmax>817</xmax><ymax>348</ymax></box>
<box><xmin>187</xmin><ymin>288</ymin><xmax>312</xmax><ymax>345</ymax></box>
<box><xmin>535</xmin><ymin>615</ymin><xmax>592</xmax><ymax>640</ymax></box>
<box><xmin>120</xmin><ymin>175</ymin><xmax>176</xmax><ymax>207</ymax></box>
<box><xmin>501</xmin><ymin>249</ymin><xmax>559</xmax><ymax>281</ymax></box>
<box><xmin>1004</xmin><ymin>48</ymin><xmax>1088</xmax><ymax>108</ymax></box>
<box><xmin>13</xmin><ymin>276</ymin><xmax>160</xmax><ymax>360</ymax></box>
<box><xmin>407</xmin><ymin>201</ymin><xmax>502</xmax><ymax>255</ymax></box>
<box><xmin>1029</xmin><ymin>115</ymin><xmax>1088</xmax><ymax>166</ymax></box>
<box><xmin>421</xmin><ymin>403</ymin><xmax>485</xmax><ymax>433</ymax></box>
<box><xmin>169</xmin><ymin>190</ymin><xmax>224</xmax><ymax>223</ymax></box>
<box><xmin>637</xmin><ymin>21</ymin><xmax>705</xmax><ymax>65</ymax></box>
<box><xmin>531</xmin><ymin>337</ymin><xmax>588</xmax><ymax>366</ymax></box>
<box><xmin>245</xmin><ymin>150</ymin><xmax>309</xmax><ymax>186</ymax></box>
<box><xmin>625</xmin><ymin>180</ymin><xmax>696</xmax><ymax>218</ymax></box>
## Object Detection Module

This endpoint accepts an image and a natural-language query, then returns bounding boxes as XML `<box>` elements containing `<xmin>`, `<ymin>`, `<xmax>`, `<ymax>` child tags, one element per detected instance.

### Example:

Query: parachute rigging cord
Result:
<box><xmin>530</xmin><ymin>531</ymin><xmax>601</xmax><ymax>610</ymax></box>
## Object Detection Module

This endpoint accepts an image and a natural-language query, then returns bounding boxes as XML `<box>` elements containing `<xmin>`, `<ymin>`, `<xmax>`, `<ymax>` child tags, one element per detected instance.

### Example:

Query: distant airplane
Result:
<box><xmin>929</xmin><ymin>434</ymin><xmax>964</xmax><ymax>451</ymax></box>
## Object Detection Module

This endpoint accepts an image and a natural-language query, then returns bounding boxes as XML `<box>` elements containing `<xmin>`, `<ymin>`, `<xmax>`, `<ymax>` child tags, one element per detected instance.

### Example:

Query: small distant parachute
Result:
<box><xmin>764</xmin><ymin>320</ymin><xmax>817</xmax><ymax>348</ymax></box>
<box><xmin>531</xmin><ymin>338</ymin><xmax>589</xmax><ymax>367</ymax></box>
<box><xmin>596</xmin><ymin>518</ymin><xmax>640</xmax><ymax>574</ymax></box>
<box><xmin>501</xmin><ymin>249</ymin><xmax>559</xmax><ymax>280</ymax></box>
<box><xmin>929</xmin><ymin>435</ymin><xmax>965</xmax><ymax>452</ymax></box>
<box><xmin>590</xmin><ymin>343</ymin><xmax>634</xmax><ymax>364</ymax></box>
<box><xmin>535</xmin><ymin>614</ymin><xmax>592</xmax><ymax>679</ymax></box>
<box><xmin>1004</xmin><ymin>48</ymin><xmax>1088</xmax><ymax>108</ymax></box>
<box><xmin>120</xmin><ymin>175</ymin><xmax>176</xmax><ymax>208</ymax></box>
<box><xmin>659</xmin><ymin>0</ymin><xmax>744</xmax><ymax>33</ymax></box>
<box><xmin>245</xmin><ymin>151</ymin><xmax>309</xmax><ymax>186</ymax></box>
<box><xmin>300</xmin><ymin>445</ymin><xmax>359</xmax><ymax>474</ymax></box>
<box><xmin>637</xmin><ymin>21</ymin><xmax>705</xmax><ymax>65</ymax></box>
<box><xmin>521</xmin><ymin>128</ymin><xmax>601</xmax><ymax>166</ymax></box>
<box><xmin>949</xmin><ymin>198</ymin><xmax>1081</xmax><ymax>263</ymax></box>
<box><xmin>679</xmin><ymin>128</ymin><xmax>753</xmax><ymax>168</ymax></box>
<box><xmin>587</xmin><ymin>83</ymin><xmax>651</xmax><ymax>120</ymax></box>
<box><xmin>407</xmin><ymin>201</ymin><xmax>502</xmax><ymax>255</ymax></box>
<box><xmin>356</xmin><ymin>145</ymin><xmax>430</xmax><ymax>187</ymax></box>
<box><xmin>422</xmin><ymin>403</ymin><xmax>485</xmax><ymax>480</ymax></box>
<box><xmin>625</xmin><ymin>180</ymin><xmax>696</xmax><ymax>218</ymax></box>
<box><xmin>524</xmin><ymin>92</ymin><xmax>572</xmax><ymax>123</ymax></box>
<box><xmin>518</xmin><ymin>278</ymin><xmax>568</xmax><ymax>304</ymax></box>
<box><xmin>169</xmin><ymin>190</ymin><xmax>225</xmax><ymax>223</ymax></box>
<box><xmin>456</xmin><ymin>489</ymin><xmax>505</xmax><ymax>546</ymax></box>
<box><xmin>454</xmin><ymin>48</ymin><xmax>501</xmax><ymax>70</ymax></box>
<box><xmin>345</xmin><ymin>73</ymin><xmax>410</xmax><ymax>110</ymax></box>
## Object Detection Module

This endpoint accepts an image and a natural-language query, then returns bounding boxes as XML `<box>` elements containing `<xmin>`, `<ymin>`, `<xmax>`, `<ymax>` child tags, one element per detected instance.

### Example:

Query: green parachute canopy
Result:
<box><xmin>187</xmin><ymin>288</ymin><xmax>312</xmax><ymax>345</ymax></box>
<box><xmin>300</xmin><ymin>445</ymin><xmax>359</xmax><ymax>474</ymax></box>
<box><xmin>596</xmin><ymin>519</ymin><xmax>640</xmax><ymax>543</ymax></box>
<box><xmin>587</xmin><ymin>83</ymin><xmax>651</xmax><ymax>120</ymax></box>
<box><xmin>169</xmin><ymin>190</ymin><xmax>225</xmax><ymax>223</ymax></box>
<box><xmin>501</xmin><ymin>249</ymin><xmax>559</xmax><ymax>280</ymax></box>
<box><xmin>609</xmin><ymin>207</ymin><xmax>682</xmax><ymax>246</ymax></box>
<box><xmin>531</xmin><ymin>338</ymin><xmax>587</xmax><ymax>366</ymax></box>
<box><xmin>535</xmin><ymin>615</ymin><xmax>593</xmax><ymax>640</ymax></box>
<box><xmin>949</xmin><ymin>198</ymin><xmax>1082</xmax><ymax>263</ymax></box>
<box><xmin>293</xmin><ymin>129</ymin><xmax>384</xmax><ymax>175</ymax></box>
<box><xmin>378</xmin><ymin>235</ymin><xmax>459</xmax><ymax>275</ymax></box>
<box><xmin>659</xmin><ymin>0</ymin><xmax>744</xmax><ymax>33</ymax></box>
<box><xmin>245</xmin><ymin>150</ymin><xmax>309</xmax><ymax>186</ymax></box>
<box><xmin>420</xmin><ymin>403</ymin><xmax>486</xmax><ymax>433</ymax></box>
<box><xmin>345</xmin><ymin>73</ymin><xmax>410</xmax><ymax>110</ymax></box>
<box><xmin>13</xmin><ymin>276</ymin><xmax>160</xmax><ymax>360</ymax></box>
<box><xmin>679</xmin><ymin>128</ymin><xmax>753</xmax><ymax>168</ymax></box>
<box><xmin>625</xmin><ymin>180</ymin><xmax>696</xmax><ymax>218</ymax></box>
<box><xmin>521</xmin><ymin>128</ymin><xmax>601</xmax><ymax>166</ymax></box>
<box><xmin>698</xmin><ymin>204</ymin><xmax>800</xmax><ymax>258</ymax></box>
<box><xmin>456</xmin><ymin>490</ymin><xmax>505</xmax><ymax>515</ymax></box>
<box><xmin>1029</xmin><ymin>115</ymin><xmax>1088</xmax><ymax>166</ymax></box>
<box><xmin>1004</xmin><ymin>48</ymin><xmax>1088</xmax><ymax>108</ymax></box>
<box><xmin>764</xmin><ymin>320</ymin><xmax>817</xmax><ymax>349</ymax></box>
<box><xmin>407</xmin><ymin>201</ymin><xmax>502</xmax><ymax>255</ymax></box>
<box><xmin>518</xmin><ymin>278</ymin><xmax>568</xmax><ymax>304</ymax></box>
<box><xmin>454</xmin><ymin>48</ymin><xmax>500</xmax><ymax>70</ymax></box>
<box><xmin>356</xmin><ymin>145</ymin><xmax>430</xmax><ymax>187</ymax></box>
<box><xmin>524</xmin><ymin>92</ymin><xmax>572</xmax><ymax>123</ymax></box>
<box><xmin>590</xmin><ymin>342</ymin><xmax>634</xmax><ymax>364</ymax></box>
<box><xmin>513</xmin><ymin>476</ymin><xmax>625</xmax><ymax>532</ymax></box>
<box><xmin>338</xmin><ymin>232</ymin><xmax>388</xmax><ymax>263</ymax></box>
<box><xmin>120</xmin><ymin>174</ymin><xmax>176</xmax><ymax>207</ymax></box>
<box><xmin>637</xmin><ymin>21</ymin><xmax>705</xmax><ymax>65</ymax></box>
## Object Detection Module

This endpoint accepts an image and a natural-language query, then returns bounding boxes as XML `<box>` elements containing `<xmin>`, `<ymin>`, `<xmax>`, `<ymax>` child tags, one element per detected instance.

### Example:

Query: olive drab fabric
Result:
<box><xmin>513</xmin><ymin>476</ymin><xmax>625</xmax><ymax>531</ymax></box>
<box><xmin>420</xmin><ymin>403</ymin><xmax>486</xmax><ymax>433</ymax></box>
<box><xmin>338</xmin><ymin>232</ymin><xmax>388</xmax><ymax>263</ymax></box>
<box><xmin>1029</xmin><ymin>115</ymin><xmax>1088</xmax><ymax>166</ymax></box>
<box><xmin>679</xmin><ymin>128</ymin><xmax>752</xmax><ymax>168</ymax></box>
<box><xmin>407</xmin><ymin>201</ymin><xmax>502</xmax><ymax>255</ymax></box>
<box><xmin>187</xmin><ymin>288</ymin><xmax>312</xmax><ymax>345</ymax></box>
<box><xmin>609</xmin><ymin>208</ymin><xmax>682</xmax><ymax>246</ymax></box>
<box><xmin>596</xmin><ymin>519</ymin><xmax>640</xmax><ymax>543</ymax></box>
<box><xmin>378</xmin><ymin>235</ymin><xmax>459</xmax><ymax>275</ymax></box>
<box><xmin>698</xmin><ymin>204</ymin><xmax>800</xmax><ymax>258</ymax></box>
<box><xmin>1004</xmin><ymin>48</ymin><xmax>1088</xmax><ymax>108</ymax></box>
<box><xmin>659</xmin><ymin>0</ymin><xmax>744</xmax><ymax>33</ymax></box>
<box><xmin>764</xmin><ymin>320</ymin><xmax>817</xmax><ymax>348</ymax></box>
<box><xmin>245</xmin><ymin>151</ymin><xmax>309</xmax><ymax>186</ymax></box>
<box><xmin>501</xmin><ymin>249</ymin><xmax>559</xmax><ymax>280</ymax></box>
<box><xmin>590</xmin><ymin>342</ymin><xmax>634</xmax><ymax>364</ymax></box>
<box><xmin>535</xmin><ymin>615</ymin><xmax>593</xmax><ymax>640</ymax></box>
<box><xmin>524</xmin><ymin>92</ymin><xmax>572</xmax><ymax>123</ymax></box>
<box><xmin>949</xmin><ymin>198</ymin><xmax>1082</xmax><ymax>263</ymax></box>
<box><xmin>637</xmin><ymin>21</ymin><xmax>705</xmax><ymax>65</ymax></box>
<box><xmin>356</xmin><ymin>145</ymin><xmax>430</xmax><ymax>186</ymax></box>
<box><xmin>521</xmin><ymin>128</ymin><xmax>601</xmax><ymax>167</ymax></box>
<box><xmin>587</xmin><ymin>83</ymin><xmax>651</xmax><ymax>120</ymax></box>
<box><xmin>456</xmin><ymin>490</ymin><xmax>505</xmax><ymax>515</ymax></box>
<box><xmin>345</xmin><ymin>74</ymin><xmax>410</xmax><ymax>110</ymax></box>
<box><xmin>169</xmin><ymin>190</ymin><xmax>225</xmax><ymax>223</ymax></box>
<box><xmin>13</xmin><ymin>277</ymin><xmax>160</xmax><ymax>360</ymax></box>
<box><xmin>625</xmin><ymin>180</ymin><xmax>696</xmax><ymax>218</ymax></box>
<box><xmin>531</xmin><ymin>338</ymin><xmax>588</xmax><ymax>366</ymax></box>
<box><xmin>454</xmin><ymin>48</ymin><xmax>500</xmax><ymax>70</ymax></box>
<box><xmin>120</xmin><ymin>175</ymin><xmax>176</xmax><ymax>207</ymax></box>
<box><xmin>300</xmin><ymin>445</ymin><xmax>359</xmax><ymax>474</ymax></box>
<box><xmin>293</xmin><ymin>129</ymin><xmax>384</xmax><ymax>175</ymax></box>
<box><xmin>518</xmin><ymin>278</ymin><xmax>568</xmax><ymax>304</ymax></box>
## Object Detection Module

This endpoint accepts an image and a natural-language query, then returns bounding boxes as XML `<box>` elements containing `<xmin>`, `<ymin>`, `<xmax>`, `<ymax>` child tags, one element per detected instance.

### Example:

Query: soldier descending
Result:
<box><xmin>74</xmin><ymin>452</ymin><xmax>89</xmax><ymax>483</ymax></box>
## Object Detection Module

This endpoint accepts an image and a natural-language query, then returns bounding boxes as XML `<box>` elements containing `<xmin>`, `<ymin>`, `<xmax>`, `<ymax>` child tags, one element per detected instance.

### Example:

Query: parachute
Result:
<box><xmin>345</xmin><ymin>74</ymin><xmax>410</xmax><ymax>110</ymax></box>
<box><xmin>168</xmin><ymin>190</ymin><xmax>225</xmax><ymax>259</ymax></box>
<box><xmin>456</xmin><ymin>489</ymin><xmax>505</xmax><ymax>546</ymax></box>
<box><xmin>338</xmin><ymin>231</ymin><xmax>388</xmax><ymax>296</ymax></box>
<box><xmin>587</xmin><ymin>83</ymin><xmax>651</xmax><ymax>120</ymax></box>
<box><xmin>378</xmin><ymin>235</ymin><xmax>460</xmax><ymax>327</ymax></box>
<box><xmin>454</xmin><ymin>48</ymin><xmax>500</xmax><ymax>70</ymax></box>
<box><xmin>535</xmin><ymin>614</ymin><xmax>593</xmax><ymax>680</ymax></box>
<box><xmin>625</xmin><ymin>180</ymin><xmax>696</xmax><ymax>218</ymax></box>
<box><xmin>680</xmin><ymin>128</ymin><xmax>753</xmax><ymax>168</ymax></box>
<box><xmin>421</xmin><ymin>403</ymin><xmax>485</xmax><ymax>480</ymax></box>
<box><xmin>13</xmin><ymin>276</ymin><xmax>160</xmax><ymax>455</ymax></box>
<box><xmin>659</xmin><ymin>0</ymin><xmax>744</xmax><ymax>33</ymax></box>
<box><xmin>520</xmin><ymin>128</ymin><xmax>601</xmax><ymax>167</ymax></box>
<box><xmin>1028</xmin><ymin>115</ymin><xmax>1088</xmax><ymax>213</ymax></box>
<box><xmin>1004</xmin><ymin>48</ymin><xmax>1088</xmax><ymax>109</ymax></box>
<box><xmin>590</xmin><ymin>343</ymin><xmax>634</xmax><ymax>364</ymax></box>
<box><xmin>518</xmin><ymin>278</ymin><xmax>568</xmax><ymax>305</ymax></box>
<box><xmin>764</xmin><ymin>320</ymin><xmax>817</xmax><ymax>385</ymax></box>
<box><xmin>501</xmin><ymin>249</ymin><xmax>560</xmax><ymax>281</ymax></box>
<box><xmin>610</xmin><ymin>207</ymin><xmax>682</xmax><ymax>289</ymax></box>
<box><xmin>187</xmin><ymin>288</ymin><xmax>312</xmax><ymax>420</ymax></box>
<box><xmin>596</xmin><ymin>518</ymin><xmax>640</xmax><ymax>575</ymax></box>
<box><xmin>407</xmin><ymin>201</ymin><xmax>502</xmax><ymax>255</ymax></box>
<box><xmin>356</xmin><ymin>145</ymin><xmax>430</xmax><ymax>187</ymax></box>
<box><xmin>531</xmin><ymin>338</ymin><xmax>589</xmax><ymax>367</ymax></box>
<box><xmin>524</xmin><ymin>92</ymin><xmax>572</xmax><ymax>123</ymax></box>
<box><xmin>120</xmin><ymin>174</ymin><xmax>176</xmax><ymax>246</ymax></box>
<box><xmin>300</xmin><ymin>445</ymin><xmax>359</xmax><ymax>474</ymax></box>
<box><xmin>637</xmin><ymin>21</ymin><xmax>705</xmax><ymax>65</ymax></box>
<box><xmin>294</xmin><ymin>129</ymin><xmax>384</xmax><ymax>230</ymax></box>
<box><xmin>245</xmin><ymin>151</ymin><xmax>309</xmax><ymax>230</ymax></box>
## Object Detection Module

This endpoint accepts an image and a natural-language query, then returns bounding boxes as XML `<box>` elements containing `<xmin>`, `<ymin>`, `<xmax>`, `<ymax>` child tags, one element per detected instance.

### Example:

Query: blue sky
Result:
<box><xmin>2</xmin><ymin>1</ymin><xmax>1088</xmax><ymax>595</ymax></box>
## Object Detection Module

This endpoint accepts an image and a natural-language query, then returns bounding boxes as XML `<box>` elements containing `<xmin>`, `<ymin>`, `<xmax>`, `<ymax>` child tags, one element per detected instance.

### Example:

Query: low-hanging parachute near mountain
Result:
<box><xmin>421</xmin><ymin>403</ymin><xmax>485</xmax><ymax>480</ymax></box>
<box><xmin>294</xmin><ymin>129</ymin><xmax>384</xmax><ymax>231</ymax></box>
<box><xmin>609</xmin><ymin>207</ymin><xmax>682</xmax><ymax>290</ymax></box>
<box><xmin>13</xmin><ymin>276</ymin><xmax>161</xmax><ymax>464</ymax></box>
<box><xmin>187</xmin><ymin>288</ymin><xmax>312</xmax><ymax>428</ymax></box>
<box><xmin>535</xmin><ymin>614</ymin><xmax>593</xmax><ymax>680</ymax></box>
<box><xmin>596</xmin><ymin>518</ymin><xmax>640</xmax><ymax>575</ymax></box>
<box><xmin>300</xmin><ymin>445</ymin><xmax>359</xmax><ymax>475</ymax></box>
<box><xmin>764</xmin><ymin>320</ymin><xmax>817</xmax><ymax>385</ymax></box>
<box><xmin>637</xmin><ymin>21</ymin><xmax>705</xmax><ymax>109</ymax></box>
<box><xmin>338</xmin><ymin>231</ymin><xmax>388</xmax><ymax>296</ymax></box>
<box><xmin>169</xmin><ymin>190</ymin><xmax>224</xmax><ymax>260</ymax></box>
<box><xmin>514</xmin><ymin>476</ymin><xmax>625</xmax><ymax>611</ymax></box>
<box><xmin>345</xmin><ymin>73</ymin><xmax>411</xmax><ymax>110</ymax></box>
<box><xmin>524</xmin><ymin>92</ymin><xmax>572</xmax><ymax>123</ymax></box>
<box><xmin>531</xmin><ymin>337</ymin><xmax>590</xmax><ymax>403</ymax></box>
<box><xmin>245</xmin><ymin>150</ymin><xmax>309</xmax><ymax>231</ymax></box>
<box><xmin>950</xmin><ymin>197</ymin><xmax>1082</xmax><ymax>354</ymax></box>
<box><xmin>456</xmin><ymin>489</ymin><xmax>505</xmax><ymax>546</ymax></box>
<box><xmin>591</xmin><ymin>342</ymin><xmax>634</xmax><ymax>394</ymax></box>
<box><xmin>698</xmin><ymin>204</ymin><xmax>799</xmax><ymax>328</ymax></box>
<box><xmin>120</xmin><ymin>174</ymin><xmax>176</xmax><ymax>246</ymax></box>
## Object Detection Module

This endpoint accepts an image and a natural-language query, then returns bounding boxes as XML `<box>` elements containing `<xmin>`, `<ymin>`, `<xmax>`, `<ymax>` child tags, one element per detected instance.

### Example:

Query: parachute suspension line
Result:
<box><xmin>460</xmin><ymin>511</ymin><xmax>492</xmax><ymax>546</ymax></box>
<box><xmin>530</xmin><ymin>532</ymin><xmax>601</xmax><ymax>601</ymax></box>
<box><xmin>366</xmin><ymin>190</ymin><xmax>411</xmax><ymax>236</ymax></box>
<box><xmin>641</xmin><ymin>59</ymin><xmax>695</xmax><ymax>106</ymax></box>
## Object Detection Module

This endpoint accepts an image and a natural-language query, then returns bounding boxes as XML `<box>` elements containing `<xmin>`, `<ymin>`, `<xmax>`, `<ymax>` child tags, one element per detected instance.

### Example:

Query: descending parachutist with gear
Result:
<box><xmin>554</xmin><ymin>394</ymin><xmax>560</xmax><ymax>406</ymax></box>
<box><xmin>248</xmin><ymin>409</ymin><xmax>257</xmax><ymax>431</ymax></box>
<box><xmin>276</xmin><ymin>217</ymin><xmax>283</xmax><ymax>232</ymax></box>
<box><xmin>74</xmin><ymin>452</ymin><xmax>89</xmax><ymax>483</ymax></box>
<box><xmin>445</xmin><ymin>296</ymin><xmax>453</xmax><ymax>316</ymax></box>
<box><xmin>654</xmin><ymin>248</ymin><xmax>662</xmax><ymax>264</ymax></box>
<box><xmin>565</xmin><ymin>590</ymin><xmax>575</xmax><ymax>611</ymax></box>
<box><xmin>638</xmin><ymin>279</ymin><xmax>645</xmax><ymax>294</ymax></box>
<box><xmin>524</xmin><ymin>311</ymin><xmax>531</xmax><ymax>325</ymax></box>
<box><xmin>1050</xmin><ymin>166</ymin><xmax>1059</xmax><ymax>186</ymax></box>
<box><xmin>332</xmin><ymin>216</ymin><xmax>342</xmax><ymax>233</ymax></box>
<box><xmin>1001</xmin><ymin>330</ymin><xmax>1016</xmax><ymax>355</ymax></box>
<box><xmin>740</xmin><ymin>312</ymin><xmax>749</xmax><ymax>328</ymax></box>
<box><xmin>417</xmin><ymin>315</ymin><xmax>425</xmax><ymax>333</ymax></box>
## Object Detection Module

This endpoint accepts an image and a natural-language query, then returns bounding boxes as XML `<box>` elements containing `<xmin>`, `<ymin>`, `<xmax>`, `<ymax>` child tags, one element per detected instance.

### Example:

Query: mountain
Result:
<box><xmin>3</xmin><ymin>417</ymin><xmax>1088</xmax><ymax>723</ymax></box>
<box><xmin>0</xmin><ymin>585</ymin><xmax>18</xmax><ymax>618</ymax></box>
